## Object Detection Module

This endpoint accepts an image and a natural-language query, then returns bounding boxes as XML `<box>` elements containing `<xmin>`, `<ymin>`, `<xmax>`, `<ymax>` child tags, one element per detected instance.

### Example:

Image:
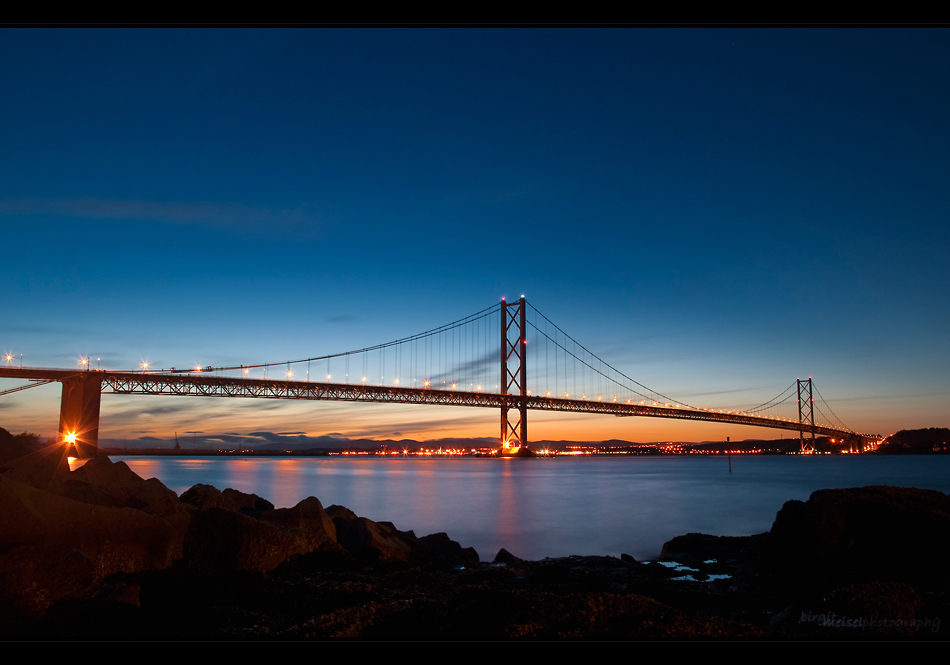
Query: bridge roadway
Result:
<box><xmin>0</xmin><ymin>367</ymin><xmax>875</xmax><ymax>442</ymax></box>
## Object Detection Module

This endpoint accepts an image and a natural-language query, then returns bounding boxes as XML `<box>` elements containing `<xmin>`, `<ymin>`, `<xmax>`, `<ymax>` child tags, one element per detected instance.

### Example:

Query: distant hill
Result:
<box><xmin>80</xmin><ymin>429</ymin><xmax>910</xmax><ymax>454</ymax></box>
<box><xmin>877</xmin><ymin>428</ymin><xmax>950</xmax><ymax>454</ymax></box>
<box><xmin>255</xmin><ymin>436</ymin><xmax>500</xmax><ymax>452</ymax></box>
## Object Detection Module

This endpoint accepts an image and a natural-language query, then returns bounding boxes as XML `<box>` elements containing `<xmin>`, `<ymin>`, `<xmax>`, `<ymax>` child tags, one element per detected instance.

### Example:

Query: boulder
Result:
<box><xmin>180</xmin><ymin>484</ymin><xmax>274</xmax><ymax>516</ymax></box>
<box><xmin>325</xmin><ymin>504</ymin><xmax>358</xmax><ymax>521</ymax></box>
<box><xmin>180</xmin><ymin>484</ymin><xmax>241</xmax><ymax>511</ymax></box>
<box><xmin>332</xmin><ymin>516</ymin><xmax>418</xmax><ymax>561</ymax></box>
<box><xmin>412</xmin><ymin>532</ymin><xmax>479</xmax><ymax>567</ymax></box>
<box><xmin>259</xmin><ymin>496</ymin><xmax>338</xmax><ymax>549</ymax></box>
<box><xmin>183</xmin><ymin>507</ymin><xmax>291</xmax><ymax>572</ymax></box>
<box><xmin>765</xmin><ymin>486</ymin><xmax>950</xmax><ymax>588</ymax></box>
<box><xmin>493</xmin><ymin>548</ymin><xmax>524</xmax><ymax>565</ymax></box>
<box><xmin>0</xmin><ymin>544</ymin><xmax>97</xmax><ymax>628</ymax></box>
<box><xmin>55</xmin><ymin>456</ymin><xmax>185</xmax><ymax>516</ymax></box>
<box><xmin>183</xmin><ymin>505</ymin><xmax>341</xmax><ymax>573</ymax></box>
<box><xmin>222</xmin><ymin>488</ymin><xmax>275</xmax><ymax>516</ymax></box>
<box><xmin>0</xmin><ymin>476</ymin><xmax>185</xmax><ymax>578</ymax></box>
<box><xmin>327</xmin><ymin>507</ymin><xmax>476</xmax><ymax>565</ymax></box>
<box><xmin>0</xmin><ymin>429</ymin><xmax>69</xmax><ymax>490</ymax></box>
<box><xmin>661</xmin><ymin>532</ymin><xmax>765</xmax><ymax>566</ymax></box>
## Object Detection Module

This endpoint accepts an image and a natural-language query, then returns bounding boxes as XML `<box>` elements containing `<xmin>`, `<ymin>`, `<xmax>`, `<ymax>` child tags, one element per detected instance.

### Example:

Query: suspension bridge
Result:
<box><xmin>1</xmin><ymin>297</ymin><xmax>880</xmax><ymax>456</ymax></box>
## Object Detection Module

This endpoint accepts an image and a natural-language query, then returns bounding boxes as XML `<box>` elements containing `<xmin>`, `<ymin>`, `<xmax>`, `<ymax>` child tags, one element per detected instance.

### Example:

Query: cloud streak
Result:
<box><xmin>0</xmin><ymin>198</ymin><xmax>319</xmax><ymax>235</ymax></box>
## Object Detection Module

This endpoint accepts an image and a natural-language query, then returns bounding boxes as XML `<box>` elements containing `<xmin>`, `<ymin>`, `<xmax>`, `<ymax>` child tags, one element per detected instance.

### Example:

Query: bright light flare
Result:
<box><xmin>140</xmin><ymin>360</ymin><xmax>150</xmax><ymax>371</ymax></box>
<box><xmin>79</xmin><ymin>357</ymin><xmax>89</xmax><ymax>367</ymax></box>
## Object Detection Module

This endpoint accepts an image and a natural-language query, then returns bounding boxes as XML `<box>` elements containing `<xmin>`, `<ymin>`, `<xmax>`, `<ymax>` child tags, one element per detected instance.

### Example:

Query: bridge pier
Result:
<box><xmin>501</xmin><ymin>296</ymin><xmax>528</xmax><ymax>450</ymax></box>
<box><xmin>58</xmin><ymin>373</ymin><xmax>103</xmax><ymax>458</ymax></box>
<box><xmin>797</xmin><ymin>378</ymin><xmax>816</xmax><ymax>453</ymax></box>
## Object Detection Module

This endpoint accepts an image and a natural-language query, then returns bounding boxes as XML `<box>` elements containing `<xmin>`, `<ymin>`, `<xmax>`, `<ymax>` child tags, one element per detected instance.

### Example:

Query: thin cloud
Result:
<box><xmin>0</xmin><ymin>324</ymin><xmax>81</xmax><ymax>335</ymax></box>
<box><xmin>107</xmin><ymin>402</ymin><xmax>201</xmax><ymax>418</ymax></box>
<box><xmin>0</xmin><ymin>198</ymin><xmax>320</xmax><ymax>235</ymax></box>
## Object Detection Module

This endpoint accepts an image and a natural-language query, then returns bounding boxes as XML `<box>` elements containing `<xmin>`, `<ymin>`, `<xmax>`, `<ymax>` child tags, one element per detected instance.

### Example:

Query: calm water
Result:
<box><xmin>115</xmin><ymin>455</ymin><xmax>950</xmax><ymax>562</ymax></box>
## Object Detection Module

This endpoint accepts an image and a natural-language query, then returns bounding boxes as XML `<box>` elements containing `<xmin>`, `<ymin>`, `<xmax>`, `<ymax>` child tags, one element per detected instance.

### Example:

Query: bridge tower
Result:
<box><xmin>797</xmin><ymin>377</ymin><xmax>816</xmax><ymax>453</ymax></box>
<box><xmin>59</xmin><ymin>372</ymin><xmax>103</xmax><ymax>458</ymax></box>
<box><xmin>500</xmin><ymin>296</ymin><xmax>527</xmax><ymax>451</ymax></box>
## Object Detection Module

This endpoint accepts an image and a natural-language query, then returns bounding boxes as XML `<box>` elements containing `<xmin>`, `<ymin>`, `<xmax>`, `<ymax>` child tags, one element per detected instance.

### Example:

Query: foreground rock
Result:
<box><xmin>0</xmin><ymin>428</ymin><xmax>68</xmax><ymax>490</ymax></box>
<box><xmin>180</xmin><ymin>484</ymin><xmax>274</xmax><ymax>515</ymax></box>
<box><xmin>3</xmin><ymin>452</ymin><xmax>948</xmax><ymax>640</ymax></box>
<box><xmin>0</xmin><ymin>476</ymin><xmax>185</xmax><ymax>629</ymax></box>
<box><xmin>414</xmin><ymin>532</ymin><xmax>479</xmax><ymax>567</ymax></box>
<box><xmin>55</xmin><ymin>455</ymin><xmax>186</xmax><ymax>516</ymax></box>
<box><xmin>0</xmin><ymin>451</ymin><xmax>479</xmax><ymax>634</ymax></box>
<box><xmin>184</xmin><ymin>496</ymin><xmax>344</xmax><ymax>573</ymax></box>
<box><xmin>260</xmin><ymin>496</ymin><xmax>337</xmax><ymax>545</ymax></box>
<box><xmin>660</xmin><ymin>533</ymin><xmax>765</xmax><ymax>567</ymax></box>
<box><xmin>0</xmin><ymin>478</ymin><xmax>185</xmax><ymax>577</ymax></box>
<box><xmin>765</xmin><ymin>486</ymin><xmax>950</xmax><ymax>590</ymax></box>
<box><xmin>658</xmin><ymin>487</ymin><xmax>950</xmax><ymax>638</ymax></box>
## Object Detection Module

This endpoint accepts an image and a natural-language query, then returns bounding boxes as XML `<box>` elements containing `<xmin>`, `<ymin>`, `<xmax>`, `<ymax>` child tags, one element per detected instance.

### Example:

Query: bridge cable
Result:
<box><xmin>746</xmin><ymin>382</ymin><xmax>797</xmax><ymax>413</ymax></box>
<box><xmin>167</xmin><ymin>303</ymin><xmax>500</xmax><ymax>375</ymax></box>
<box><xmin>812</xmin><ymin>383</ymin><xmax>855</xmax><ymax>433</ymax></box>
<box><xmin>526</xmin><ymin>303</ymin><xmax>700</xmax><ymax>409</ymax></box>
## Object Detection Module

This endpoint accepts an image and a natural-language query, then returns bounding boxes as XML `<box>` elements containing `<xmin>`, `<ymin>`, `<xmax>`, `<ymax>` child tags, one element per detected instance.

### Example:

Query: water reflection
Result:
<box><xmin>116</xmin><ymin>455</ymin><xmax>950</xmax><ymax>562</ymax></box>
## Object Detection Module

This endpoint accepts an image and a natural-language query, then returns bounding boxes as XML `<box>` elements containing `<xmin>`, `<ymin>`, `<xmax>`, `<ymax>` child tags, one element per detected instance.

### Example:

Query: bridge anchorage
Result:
<box><xmin>0</xmin><ymin>297</ymin><xmax>880</xmax><ymax>456</ymax></box>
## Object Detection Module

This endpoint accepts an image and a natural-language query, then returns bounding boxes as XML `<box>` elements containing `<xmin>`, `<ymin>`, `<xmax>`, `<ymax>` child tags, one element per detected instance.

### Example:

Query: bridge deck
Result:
<box><xmin>0</xmin><ymin>368</ymin><xmax>873</xmax><ymax>440</ymax></box>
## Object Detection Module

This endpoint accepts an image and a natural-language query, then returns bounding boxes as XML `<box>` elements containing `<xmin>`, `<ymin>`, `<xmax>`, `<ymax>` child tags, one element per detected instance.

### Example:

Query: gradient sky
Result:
<box><xmin>1</xmin><ymin>29</ymin><xmax>948</xmax><ymax>445</ymax></box>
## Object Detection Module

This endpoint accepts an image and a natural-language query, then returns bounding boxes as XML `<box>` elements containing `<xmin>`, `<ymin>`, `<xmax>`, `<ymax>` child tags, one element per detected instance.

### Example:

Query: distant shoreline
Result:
<box><xmin>90</xmin><ymin>427</ymin><xmax>946</xmax><ymax>457</ymax></box>
<box><xmin>102</xmin><ymin>448</ymin><xmax>888</xmax><ymax>457</ymax></box>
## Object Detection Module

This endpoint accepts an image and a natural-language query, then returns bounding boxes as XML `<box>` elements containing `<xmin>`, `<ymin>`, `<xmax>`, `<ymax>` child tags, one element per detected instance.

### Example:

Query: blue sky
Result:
<box><xmin>1</xmin><ymin>29</ymin><xmax>948</xmax><ymax>444</ymax></box>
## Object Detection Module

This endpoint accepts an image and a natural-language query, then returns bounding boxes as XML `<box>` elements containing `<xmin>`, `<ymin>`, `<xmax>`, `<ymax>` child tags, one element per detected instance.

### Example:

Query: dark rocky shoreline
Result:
<box><xmin>1</xmin><ymin>436</ymin><xmax>948</xmax><ymax>639</ymax></box>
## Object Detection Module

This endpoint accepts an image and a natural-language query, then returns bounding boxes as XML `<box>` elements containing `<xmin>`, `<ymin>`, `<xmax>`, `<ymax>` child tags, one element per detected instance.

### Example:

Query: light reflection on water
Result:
<box><xmin>115</xmin><ymin>455</ymin><xmax>950</xmax><ymax>562</ymax></box>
